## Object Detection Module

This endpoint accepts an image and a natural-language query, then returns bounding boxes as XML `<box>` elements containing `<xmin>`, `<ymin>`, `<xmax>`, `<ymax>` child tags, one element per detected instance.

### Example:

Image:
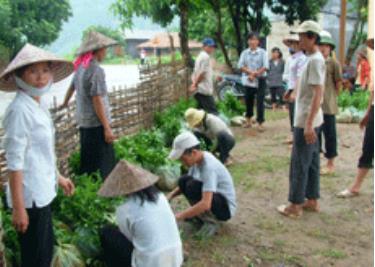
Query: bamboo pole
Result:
<box><xmin>339</xmin><ymin>0</ymin><xmax>347</xmax><ymax>65</ymax></box>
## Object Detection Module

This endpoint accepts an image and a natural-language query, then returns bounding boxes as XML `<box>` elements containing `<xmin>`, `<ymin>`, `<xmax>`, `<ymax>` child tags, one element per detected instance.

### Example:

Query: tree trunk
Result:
<box><xmin>178</xmin><ymin>0</ymin><xmax>192</xmax><ymax>69</ymax></box>
<box><xmin>228</xmin><ymin>0</ymin><xmax>243</xmax><ymax>57</ymax></box>
<box><xmin>210</xmin><ymin>1</ymin><xmax>233</xmax><ymax>71</ymax></box>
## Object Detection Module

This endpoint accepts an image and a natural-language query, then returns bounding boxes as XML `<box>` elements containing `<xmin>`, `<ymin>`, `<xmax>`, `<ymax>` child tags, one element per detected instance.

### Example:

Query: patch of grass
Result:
<box><xmin>305</xmin><ymin>228</ymin><xmax>331</xmax><ymax>241</ymax></box>
<box><xmin>273</xmin><ymin>239</ymin><xmax>286</xmax><ymax>248</ymax></box>
<box><xmin>254</xmin><ymin>216</ymin><xmax>287</xmax><ymax>234</ymax></box>
<box><xmin>320</xmin><ymin>248</ymin><xmax>347</xmax><ymax>259</ymax></box>
<box><xmin>265</xmin><ymin>110</ymin><xmax>289</xmax><ymax>121</ymax></box>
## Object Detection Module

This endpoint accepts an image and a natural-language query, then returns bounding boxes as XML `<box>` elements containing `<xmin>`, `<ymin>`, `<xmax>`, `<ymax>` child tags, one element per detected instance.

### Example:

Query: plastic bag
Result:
<box><xmin>230</xmin><ymin>116</ymin><xmax>246</xmax><ymax>126</ymax></box>
<box><xmin>156</xmin><ymin>163</ymin><xmax>181</xmax><ymax>191</ymax></box>
<box><xmin>337</xmin><ymin>108</ymin><xmax>353</xmax><ymax>123</ymax></box>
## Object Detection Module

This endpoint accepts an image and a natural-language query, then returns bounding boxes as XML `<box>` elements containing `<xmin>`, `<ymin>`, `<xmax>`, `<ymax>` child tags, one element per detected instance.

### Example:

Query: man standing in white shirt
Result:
<box><xmin>278</xmin><ymin>21</ymin><xmax>326</xmax><ymax>218</ymax></box>
<box><xmin>190</xmin><ymin>38</ymin><xmax>218</xmax><ymax>114</ymax></box>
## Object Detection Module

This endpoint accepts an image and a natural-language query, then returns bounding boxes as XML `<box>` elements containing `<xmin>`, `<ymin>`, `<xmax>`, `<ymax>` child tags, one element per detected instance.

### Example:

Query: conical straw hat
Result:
<box><xmin>0</xmin><ymin>43</ymin><xmax>74</xmax><ymax>92</ymax></box>
<box><xmin>76</xmin><ymin>31</ymin><xmax>118</xmax><ymax>55</ymax></box>
<box><xmin>98</xmin><ymin>160</ymin><xmax>159</xmax><ymax>198</ymax></box>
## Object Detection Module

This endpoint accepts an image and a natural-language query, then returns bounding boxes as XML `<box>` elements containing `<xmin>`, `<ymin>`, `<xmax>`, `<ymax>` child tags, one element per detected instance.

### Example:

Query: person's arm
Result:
<box><xmin>190</xmin><ymin>72</ymin><xmax>206</xmax><ymax>92</ymax></box>
<box><xmin>175</xmin><ymin>191</ymin><xmax>213</xmax><ymax>220</ymax></box>
<box><xmin>255</xmin><ymin>49</ymin><xmax>269</xmax><ymax>76</ymax></box>
<box><xmin>305</xmin><ymin>84</ymin><xmax>323</xmax><ymax>144</ymax></box>
<box><xmin>334</xmin><ymin>61</ymin><xmax>343</xmax><ymax>94</ymax></box>
<box><xmin>61</xmin><ymin>84</ymin><xmax>75</xmax><ymax>108</ymax></box>
<box><xmin>238</xmin><ymin>51</ymin><xmax>254</xmax><ymax>76</ymax></box>
<box><xmin>360</xmin><ymin>88</ymin><xmax>374</xmax><ymax>129</ymax></box>
<box><xmin>167</xmin><ymin>186</ymin><xmax>182</xmax><ymax>201</ymax></box>
<box><xmin>9</xmin><ymin>171</ymin><xmax>28</xmax><ymax>233</ymax></box>
<box><xmin>92</xmin><ymin>96</ymin><xmax>115</xmax><ymax>143</ymax></box>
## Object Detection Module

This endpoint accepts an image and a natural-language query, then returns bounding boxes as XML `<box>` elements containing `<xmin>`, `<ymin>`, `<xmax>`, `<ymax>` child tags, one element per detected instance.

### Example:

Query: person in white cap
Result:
<box><xmin>337</xmin><ymin>37</ymin><xmax>374</xmax><ymax>198</ymax></box>
<box><xmin>184</xmin><ymin>108</ymin><xmax>235</xmax><ymax>165</ymax></box>
<box><xmin>0</xmin><ymin>44</ymin><xmax>75</xmax><ymax>267</ymax></box>
<box><xmin>282</xmin><ymin>34</ymin><xmax>307</xmax><ymax>145</ymax></box>
<box><xmin>278</xmin><ymin>20</ymin><xmax>326</xmax><ymax>218</ymax></box>
<box><xmin>61</xmin><ymin>31</ymin><xmax>118</xmax><ymax>179</ymax></box>
<box><xmin>167</xmin><ymin>132</ymin><xmax>236</xmax><ymax>236</ymax></box>
<box><xmin>98</xmin><ymin>160</ymin><xmax>183</xmax><ymax>267</ymax></box>
<box><xmin>318</xmin><ymin>30</ymin><xmax>342</xmax><ymax>175</ymax></box>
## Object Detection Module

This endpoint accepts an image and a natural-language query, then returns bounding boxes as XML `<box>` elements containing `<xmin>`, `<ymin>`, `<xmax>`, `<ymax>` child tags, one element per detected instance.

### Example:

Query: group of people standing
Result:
<box><xmin>0</xmin><ymin>18</ymin><xmax>373</xmax><ymax>267</ymax></box>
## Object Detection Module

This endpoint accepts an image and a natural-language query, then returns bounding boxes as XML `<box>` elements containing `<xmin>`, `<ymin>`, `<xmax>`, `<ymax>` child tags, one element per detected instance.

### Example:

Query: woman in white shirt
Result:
<box><xmin>98</xmin><ymin>160</ymin><xmax>183</xmax><ymax>267</ymax></box>
<box><xmin>0</xmin><ymin>44</ymin><xmax>75</xmax><ymax>267</ymax></box>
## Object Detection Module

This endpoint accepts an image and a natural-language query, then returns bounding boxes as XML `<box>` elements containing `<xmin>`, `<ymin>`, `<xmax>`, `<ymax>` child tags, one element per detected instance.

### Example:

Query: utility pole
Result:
<box><xmin>339</xmin><ymin>0</ymin><xmax>347</xmax><ymax>65</ymax></box>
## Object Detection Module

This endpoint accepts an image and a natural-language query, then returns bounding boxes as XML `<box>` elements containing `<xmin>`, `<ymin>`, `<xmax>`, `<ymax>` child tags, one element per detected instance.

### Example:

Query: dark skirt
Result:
<box><xmin>79</xmin><ymin>126</ymin><xmax>117</xmax><ymax>179</ymax></box>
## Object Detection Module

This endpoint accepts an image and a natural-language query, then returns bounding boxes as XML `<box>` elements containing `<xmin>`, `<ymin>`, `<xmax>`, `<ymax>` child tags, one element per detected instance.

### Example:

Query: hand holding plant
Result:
<box><xmin>58</xmin><ymin>176</ymin><xmax>75</xmax><ymax>196</ymax></box>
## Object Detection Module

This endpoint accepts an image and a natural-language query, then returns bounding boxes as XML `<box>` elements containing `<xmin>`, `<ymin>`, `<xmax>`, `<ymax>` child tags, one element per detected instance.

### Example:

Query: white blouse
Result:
<box><xmin>116</xmin><ymin>193</ymin><xmax>183</xmax><ymax>267</ymax></box>
<box><xmin>2</xmin><ymin>91</ymin><xmax>57</xmax><ymax>208</ymax></box>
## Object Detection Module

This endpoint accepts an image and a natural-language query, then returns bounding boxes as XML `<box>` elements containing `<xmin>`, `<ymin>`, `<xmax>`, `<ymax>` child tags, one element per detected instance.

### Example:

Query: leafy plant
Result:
<box><xmin>217</xmin><ymin>93</ymin><xmax>246</xmax><ymax>118</ymax></box>
<box><xmin>154</xmin><ymin>98</ymin><xmax>196</xmax><ymax>147</ymax></box>
<box><xmin>68</xmin><ymin>151</ymin><xmax>81</xmax><ymax>175</ymax></box>
<box><xmin>115</xmin><ymin>129</ymin><xmax>169</xmax><ymax>172</ymax></box>
<box><xmin>338</xmin><ymin>90</ymin><xmax>369</xmax><ymax>111</ymax></box>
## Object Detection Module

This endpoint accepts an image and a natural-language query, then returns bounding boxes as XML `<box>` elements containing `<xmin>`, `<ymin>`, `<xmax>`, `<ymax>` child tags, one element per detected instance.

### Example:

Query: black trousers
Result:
<box><xmin>194</xmin><ymin>131</ymin><xmax>235</xmax><ymax>163</ymax></box>
<box><xmin>178</xmin><ymin>175</ymin><xmax>231</xmax><ymax>221</ymax></box>
<box><xmin>194</xmin><ymin>93</ymin><xmax>218</xmax><ymax>115</ymax></box>
<box><xmin>18</xmin><ymin>204</ymin><xmax>54</xmax><ymax>267</ymax></box>
<box><xmin>289</xmin><ymin>128</ymin><xmax>320</xmax><ymax>204</ymax></box>
<box><xmin>100</xmin><ymin>225</ymin><xmax>133</xmax><ymax>267</ymax></box>
<box><xmin>319</xmin><ymin>114</ymin><xmax>338</xmax><ymax>159</ymax></box>
<box><xmin>358</xmin><ymin>105</ymin><xmax>374</xmax><ymax>168</ymax></box>
<box><xmin>288</xmin><ymin>101</ymin><xmax>295</xmax><ymax>132</ymax></box>
<box><xmin>80</xmin><ymin>126</ymin><xmax>117</xmax><ymax>179</ymax></box>
<box><xmin>270</xmin><ymin>86</ymin><xmax>284</xmax><ymax>105</ymax></box>
<box><xmin>243</xmin><ymin>78</ymin><xmax>266</xmax><ymax>123</ymax></box>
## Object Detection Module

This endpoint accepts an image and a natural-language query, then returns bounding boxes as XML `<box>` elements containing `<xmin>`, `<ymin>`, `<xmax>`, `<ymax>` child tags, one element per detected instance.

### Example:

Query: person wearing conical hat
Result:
<box><xmin>277</xmin><ymin>20</ymin><xmax>326</xmax><ymax>218</ymax></box>
<box><xmin>184</xmin><ymin>108</ymin><xmax>235</xmax><ymax>165</ymax></box>
<box><xmin>167</xmin><ymin>132</ymin><xmax>237</xmax><ymax>237</ymax></box>
<box><xmin>337</xmin><ymin>37</ymin><xmax>374</xmax><ymax>198</ymax></box>
<box><xmin>282</xmin><ymin>34</ymin><xmax>307</xmax><ymax>145</ymax></box>
<box><xmin>98</xmin><ymin>160</ymin><xmax>183</xmax><ymax>267</ymax></box>
<box><xmin>355</xmin><ymin>47</ymin><xmax>371</xmax><ymax>91</ymax></box>
<box><xmin>61</xmin><ymin>31</ymin><xmax>118</xmax><ymax>179</ymax></box>
<box><xmin>0</xmin><ymin>43</ymin><xmax>75</xmax><ymax>267</ymax></box>
<box><xmin>318</xmin><ymin>30</ymin><xmax>342</xmax><ymax>175</ymax></box>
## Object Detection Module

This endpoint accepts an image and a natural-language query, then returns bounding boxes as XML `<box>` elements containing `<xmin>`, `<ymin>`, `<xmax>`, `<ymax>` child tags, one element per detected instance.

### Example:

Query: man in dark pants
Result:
<box><xmin>318</xmin><ymin>30</ymin><xmax>342</xmax><ymax>175</ymax></box>
<box><xmin>337</xmin><ymin>37</ymin><xmax>374</xmax><ymax>198</ymax></box>
<box><xmin>277</xmin><ymin>20</ymin><xmax>326</xmax><ymax>218</ymax></box>
<box><xmin>238</xmin><ymin>32</ymin><xmax>269</xmax><ymax>131</ymax></box>
<box><xmin>167</xmin><ymin>132</ymin><xmax>236</xmax><ymax>237</ymax></box>
<box><xmin>190</xmin><ymin>38</ymin><xmax>218</xmax><ymax>114</ymax></box>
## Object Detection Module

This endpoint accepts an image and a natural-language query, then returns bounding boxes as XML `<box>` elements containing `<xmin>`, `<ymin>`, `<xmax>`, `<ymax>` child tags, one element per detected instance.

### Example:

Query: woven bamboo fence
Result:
<box><xmin>0</xmin><ymin>61</ymin><xmax>189</xmax><ymax>182</ymax></box>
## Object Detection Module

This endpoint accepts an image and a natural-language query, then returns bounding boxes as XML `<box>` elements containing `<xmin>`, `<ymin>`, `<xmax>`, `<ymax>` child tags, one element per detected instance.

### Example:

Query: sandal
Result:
<box><xmin>336</xmin><ymin>189</ymin><xmax>359</xmax><ymax>198</ymax></box>
<box><xmin>302</xmin><ymin>202</ymin><xmax>320</xmax><ymax>212</ymax></box>
<box><xmin>277</xmin><ymin>204</ymin><xmax>302</xmax><ymax>218</ymax></box>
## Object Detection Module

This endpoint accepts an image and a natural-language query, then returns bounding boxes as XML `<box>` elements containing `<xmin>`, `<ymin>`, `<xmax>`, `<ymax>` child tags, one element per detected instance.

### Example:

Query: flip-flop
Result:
<box><xmin>336</xmin><ymin>189</ymin><xmax>359</xmax><ymax>198</ymax></box>
<box><xmin>277</xmin><ymin>204</ymin><xmax>302</xmax><ymax>219</ymax></box>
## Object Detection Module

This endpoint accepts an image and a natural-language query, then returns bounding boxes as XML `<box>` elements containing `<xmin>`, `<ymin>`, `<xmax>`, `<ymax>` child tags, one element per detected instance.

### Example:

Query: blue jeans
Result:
<box><xmin>288</xmin><ymin>127</ymin><xmax>320</xmax><ymax>204</ymax></box>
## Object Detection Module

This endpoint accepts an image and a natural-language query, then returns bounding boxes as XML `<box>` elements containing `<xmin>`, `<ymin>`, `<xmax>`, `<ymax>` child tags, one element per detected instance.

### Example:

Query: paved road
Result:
<box><xmin>0</xmin><ymin>64</ymin><xmax>140</xmax><ymax>118</ymax></box>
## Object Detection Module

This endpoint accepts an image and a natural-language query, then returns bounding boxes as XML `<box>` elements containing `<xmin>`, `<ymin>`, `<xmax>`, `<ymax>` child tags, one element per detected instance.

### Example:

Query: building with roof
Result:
<box><xmin>124</xmin><ymin>30</ymin><xmax>160</xmax><ymax>58</ymax></box>
<box><xmin>137</xmin><ymin>32</ymin><xmax>202</xmax><ymax>57</ymax></box>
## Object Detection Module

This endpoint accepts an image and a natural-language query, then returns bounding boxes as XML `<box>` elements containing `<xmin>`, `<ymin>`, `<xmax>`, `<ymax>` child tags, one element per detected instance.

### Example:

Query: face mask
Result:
<box><xmin>15</xmin><ymin>76</ymin><xmax>52</xmax><ymax>97</ymax></box>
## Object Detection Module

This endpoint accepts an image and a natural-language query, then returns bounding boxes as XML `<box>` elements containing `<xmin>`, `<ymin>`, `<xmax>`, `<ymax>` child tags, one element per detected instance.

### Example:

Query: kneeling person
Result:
<box><xmin>185</xmin><ymin>108</ymin><xmax>235</xmax><ymax>165</ymax></box>
<box><xmin>98</xmin><ymin>160</ymin><xmax>183</xmax><ymax>267</ymax></box>
<box><xmin>168</xmin><ymin>132</ymin><xmax>237</xmax><ymax>235</ymax></box>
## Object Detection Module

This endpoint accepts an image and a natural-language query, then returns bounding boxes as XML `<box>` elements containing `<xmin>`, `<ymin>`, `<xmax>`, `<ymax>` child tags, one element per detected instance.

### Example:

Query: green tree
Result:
<box><xmin>0</xmin><ymin>0</ymin><xmax>72</xmax><ymax>59</ymax></box>
<box><xmin>345</xmin><ymin>0</ymin><xmax>368</xmax><ymax>62</ymax></box>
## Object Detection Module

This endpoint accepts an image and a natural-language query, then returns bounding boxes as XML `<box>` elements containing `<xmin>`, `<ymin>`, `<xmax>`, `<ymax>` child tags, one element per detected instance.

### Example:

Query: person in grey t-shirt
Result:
<box><xmin>168</xmin><ymin>132</ymin><xmax>237</xmax><ymax>236</ymax></box>
<box><xmin>61</xmin><ymin>31</ymin><xmax>118</xmax><ymax>178</ymax></box>
<box><xmin>277</xmin><ymin>21</ymin><xmax>325</xmax><ymax>219</ymax></box>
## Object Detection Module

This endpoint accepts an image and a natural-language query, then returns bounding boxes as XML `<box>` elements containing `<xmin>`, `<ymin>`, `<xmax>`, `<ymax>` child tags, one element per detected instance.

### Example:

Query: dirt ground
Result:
<box><xmin>172</xmin><ymin>111</ymin><xmax>374</xmax><ymax>267</ymax></box>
